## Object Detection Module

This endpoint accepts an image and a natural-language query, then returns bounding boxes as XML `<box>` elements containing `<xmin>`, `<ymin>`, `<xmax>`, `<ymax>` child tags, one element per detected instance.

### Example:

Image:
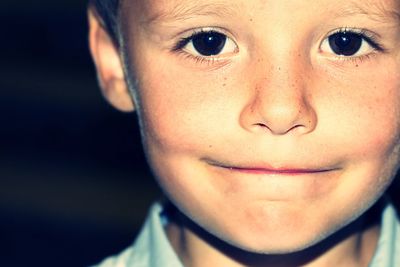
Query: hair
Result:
<box><xmin>89</xmin><ymin>0</ymin><xmax>121</xmax><ymax>42</ymax></box>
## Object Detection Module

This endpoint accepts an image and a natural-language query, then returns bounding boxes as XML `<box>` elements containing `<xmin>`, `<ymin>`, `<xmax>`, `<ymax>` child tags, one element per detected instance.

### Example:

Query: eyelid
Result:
<box><xmin>172</xmin><ymin>27</ymin><xmax>239</xmax><ymax>54</ymax></box>
<box><xmin>332</xmin><ymin>27</ymin><xmax>382</xmax><ymax>48</ymax></box>
<box><xmin>319</xmin><ymin>27</ymin><xmax>385</xmax><ymax>60</ymax></box>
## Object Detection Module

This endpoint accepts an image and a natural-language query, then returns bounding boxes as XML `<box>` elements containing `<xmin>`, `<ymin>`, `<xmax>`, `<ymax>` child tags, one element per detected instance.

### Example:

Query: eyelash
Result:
<box><xmin>173</xmin><ymin>29</ymin><xmax>205</xmax><ymax>51</ymax></box>
<box><xmin>171</xmin><ymin>27</ymin><xmax>386</xmax><ymax>66</ymax></box>
<box><xmin>178</xmin><ymin>53</ymin><xmax>218</xmax><ymax>65</ymax></box>
<box><xmin>172</xmin><ymin>29</ymin><xmax>232</xmax><ymax>66</ymax></box>
<box><xmin>325</xmin><ymin>27</ymin><xmax>385</xmax><ymax>65</ymax></box>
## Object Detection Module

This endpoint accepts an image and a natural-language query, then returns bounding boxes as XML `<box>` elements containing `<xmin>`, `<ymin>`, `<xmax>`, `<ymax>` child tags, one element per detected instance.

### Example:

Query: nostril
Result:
<box><xmin>252</xmin><ymin>121</ymin><xmax>311</xmax><ymax>135</ymax></box>
<box><xmin>239</xmin><ymin>83</ymin><xmax>318</xmax><ymax>136</ymax></box>
<box><xmin>255</xmin><ymin>123</ymin><xmax>267</xmax><ymax>127</ymax></box>
<box><xmin>287</xmin><ymin>124</ymin><xmax>306</xmax><ymax>134</ymax></box>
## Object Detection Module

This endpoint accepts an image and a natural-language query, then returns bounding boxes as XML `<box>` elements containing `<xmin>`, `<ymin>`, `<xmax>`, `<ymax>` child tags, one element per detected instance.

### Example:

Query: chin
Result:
<box><xmin>193</xmin><ymin>224</ymin><xmax>343</xmax><ymax>267</ymax></box>
<box><xmin>223</xmin><ymin>230</ymin><xmax>327</xmax><ymax>255</ymax></box>
<box><xmin>206</xmin><ymin>205</ymin><xmax>373</xmax><ymax>262</ymax></box>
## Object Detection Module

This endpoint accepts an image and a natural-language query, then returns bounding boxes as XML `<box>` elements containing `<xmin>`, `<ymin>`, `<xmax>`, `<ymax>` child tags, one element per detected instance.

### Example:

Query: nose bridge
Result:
<box><xmin>260</xmin><ymin>54</ymin><xmax>308</xmax><ymax>111</ymax></box>
<box><xmin>240</xmin><ymin>47</ymin><xmax>317</xmax><ymax>135</ymax></box>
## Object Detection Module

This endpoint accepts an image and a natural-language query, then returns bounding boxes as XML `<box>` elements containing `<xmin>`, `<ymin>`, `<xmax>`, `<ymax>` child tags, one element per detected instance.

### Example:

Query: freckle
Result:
<box><xmin>249</xmin><ymin>18</ymin><xmax>253</xmax><ymax>22</ymax></box>
<box><xmin>355</xmin><ymin>64</ymin><xmax>359</xmax><ymax>67</ymax></box>
<box><xmin>223</xmin><ymin>83</ymin><xmax>226</xmax><ymax>87</ymax></box>
<box><xmin>209</xmin><ymin>145</ymin><xmax>213</xmax><ymax>148</ymax></box>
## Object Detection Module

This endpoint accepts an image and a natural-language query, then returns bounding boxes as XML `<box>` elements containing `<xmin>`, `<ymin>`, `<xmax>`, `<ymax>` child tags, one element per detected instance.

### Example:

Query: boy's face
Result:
<box><xmin>99</xmin><ymin>0</ymin><xmax>400</xmax><ymax>254</ymax></box>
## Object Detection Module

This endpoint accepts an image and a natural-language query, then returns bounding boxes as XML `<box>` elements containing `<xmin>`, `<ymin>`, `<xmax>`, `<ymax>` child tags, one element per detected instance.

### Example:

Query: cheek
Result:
<box><xmin>319</xmin><ymin>61</ymin><xmax>400</xmax><ymax>162</ymax></box>
<box><xmin>139</xmin><ymin>75</ymin><xmax>212</xmax><ymax>149</ymax></box>
<box><xmin>134</xmin><ymin>62</ymin><xmax>242</xmax><ymax>154</ymax></box>
<box><xmin>316</xmin><ymin>65</ymin><xmax>400</xmax><ymax>214</ymax></box>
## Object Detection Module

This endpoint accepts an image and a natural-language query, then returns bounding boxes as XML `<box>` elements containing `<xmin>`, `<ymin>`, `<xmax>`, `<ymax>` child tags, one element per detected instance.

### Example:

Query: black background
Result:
<box><xmin>0</xmin><ymin>1</ymin><xmax>160</xmax><ymax>266</ymax></box>
<box><xmin>0</xmin><ymin>1</ymin><xmax>399</xmax><ymax>266</ymax></box>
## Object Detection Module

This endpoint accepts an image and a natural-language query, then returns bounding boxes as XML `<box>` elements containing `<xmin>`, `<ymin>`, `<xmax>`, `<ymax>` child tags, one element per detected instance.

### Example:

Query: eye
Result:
<box><xmin>320</xmin><ymin>29</ymin><xmax>383</xmax><ymax>57</ymax></box>
<box><xmin>175</xmin><ymin>30</ymin><xmax>238</xmax><ymax>57</ymax></box>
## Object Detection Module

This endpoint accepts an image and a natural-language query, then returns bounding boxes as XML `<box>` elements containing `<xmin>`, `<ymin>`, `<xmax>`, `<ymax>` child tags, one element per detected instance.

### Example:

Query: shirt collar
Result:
<box><xmin>368</xmin><ymin>199</ymin><xmax>400</xmax><ymax>266</ymax></box>
<box><xmin>127</xmin><ymin>203</ymin><xmax>184</xmax><ymax>267</ymax></box>
<box><xmin>126</xmin><ymin>200</ymin><xmax>399</xmax><ymax>267</ymax></box>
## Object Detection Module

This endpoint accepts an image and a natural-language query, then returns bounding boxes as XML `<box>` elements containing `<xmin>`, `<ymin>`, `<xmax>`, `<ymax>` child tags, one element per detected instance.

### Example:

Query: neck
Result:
<box><xmin>166</xmin><ymin>202</ymin><xmax>382</xmax><ymax>267</ymax></box>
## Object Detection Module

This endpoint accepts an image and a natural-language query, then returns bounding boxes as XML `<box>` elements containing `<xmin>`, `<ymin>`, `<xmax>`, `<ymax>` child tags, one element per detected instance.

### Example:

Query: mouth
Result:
<box><xmin>202</xmin><ymin>158</ymin><xmax>340</xmax><ymax>199</ymax></box>
<box><xmin>204</xmin><ymin>159</ymin><xmax>337</xmax><ymax>176</ymax></box>
<box><xmin>224</xmin><ymin>167</ymin><xmax>332</xmax><ymax>175</ymax></box>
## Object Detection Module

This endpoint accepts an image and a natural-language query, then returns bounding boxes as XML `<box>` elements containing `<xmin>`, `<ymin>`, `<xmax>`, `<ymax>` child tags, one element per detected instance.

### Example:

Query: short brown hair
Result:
<box><xmin>89</xmin><ymin>0</ymin><xmax>120</xmax><ymax>42</ymax></box>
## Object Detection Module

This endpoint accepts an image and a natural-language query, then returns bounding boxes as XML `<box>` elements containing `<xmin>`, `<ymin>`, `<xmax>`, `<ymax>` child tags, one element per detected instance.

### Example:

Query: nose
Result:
<box><xmin>239</xmin><ymin>63</ymin><xmax>317</xmax><ymax>136</ymax></box>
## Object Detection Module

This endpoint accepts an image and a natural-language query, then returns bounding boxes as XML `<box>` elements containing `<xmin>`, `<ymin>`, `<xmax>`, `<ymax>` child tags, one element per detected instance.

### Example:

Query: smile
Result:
<box><xmin>203</xmin><ymin>158</ymin><xmax>339</xmax><ymax>176</ymax></box>
<box><xmin>201</xmin><ymin>158</ymin><xmax>342</xmax><ymax>200</ymax></box>
<box><xmin>226</xmin><ymin>167</ymin><xmax>333</xmax><ymax>176</ymax></box>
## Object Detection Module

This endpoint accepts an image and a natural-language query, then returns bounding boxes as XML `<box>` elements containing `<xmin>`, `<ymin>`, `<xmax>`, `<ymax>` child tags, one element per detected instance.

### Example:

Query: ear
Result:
<box><xmin>88</xmin><ymin>8</ymin><xmax>135</xmax><ymax>112</ymax></box>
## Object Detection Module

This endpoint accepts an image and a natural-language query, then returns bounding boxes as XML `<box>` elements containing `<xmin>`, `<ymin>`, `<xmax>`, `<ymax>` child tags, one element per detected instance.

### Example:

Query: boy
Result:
<box><xmin>88</xmin><ymin>0</ymin><xmax>400</xmax><ymax>266</ymax></box>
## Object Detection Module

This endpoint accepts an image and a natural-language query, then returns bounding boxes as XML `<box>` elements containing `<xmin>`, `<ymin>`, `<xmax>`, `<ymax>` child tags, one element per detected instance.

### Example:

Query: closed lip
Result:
<box><xmin>226</xmin><ymin>167</ymin><xmax>333</xmax><ymax>175</ymax></box>
<box><xmin>205</xmin><ymin>159</ymin><xmax>338</xmax><ymax>175</ymax></box>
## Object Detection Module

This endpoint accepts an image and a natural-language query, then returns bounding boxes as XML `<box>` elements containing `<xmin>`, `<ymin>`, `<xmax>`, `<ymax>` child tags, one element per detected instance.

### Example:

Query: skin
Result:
<box><xmin>89</xmin><ymin>0</ymin><xmax>400</xmax><ymax>266</ymax></box>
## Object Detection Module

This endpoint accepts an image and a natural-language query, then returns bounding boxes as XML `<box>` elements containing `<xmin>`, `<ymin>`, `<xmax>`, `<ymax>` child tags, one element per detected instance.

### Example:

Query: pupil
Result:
<box><xmin>192</xmin><ymin>32</ymin><xmax>227</xmax><ymax>56</ymax></box>
<box><xmin>328</xmin><ymin>32</ymin><xmax>362</xmax><ymax>56</ymax></box>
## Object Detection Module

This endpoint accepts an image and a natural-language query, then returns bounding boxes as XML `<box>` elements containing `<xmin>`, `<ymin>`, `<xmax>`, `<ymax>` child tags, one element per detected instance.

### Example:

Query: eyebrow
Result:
<box><xmin>336</xmin><ymin>1</ymin><xmax>400</xmax><ymax>23</ymax></box>
<box><xmin>142</xmin><ymin>2</ymin><xmax>239</xmax><ymax>25</ymax></box>
<box><xmin>142</xmin><ymin>0</ymin><xmax>400</xmax><ymax>26</ymax></box>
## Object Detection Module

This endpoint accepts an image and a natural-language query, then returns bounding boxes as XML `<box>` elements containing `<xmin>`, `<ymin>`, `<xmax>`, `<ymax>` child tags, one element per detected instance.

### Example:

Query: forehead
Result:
<box><xmin>137</xmin><ymin>0</ymin><xmax>240</xmax><ymax>19</ymax></box>
<box><xmin>125</xmin><ymin>0</ymin><xmax>400</xmax><ymax>23</ymax></box>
